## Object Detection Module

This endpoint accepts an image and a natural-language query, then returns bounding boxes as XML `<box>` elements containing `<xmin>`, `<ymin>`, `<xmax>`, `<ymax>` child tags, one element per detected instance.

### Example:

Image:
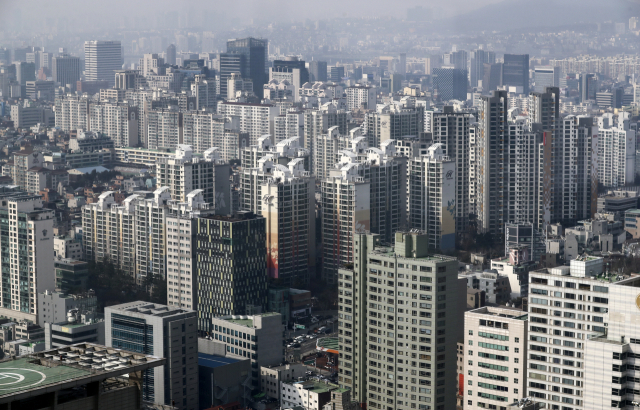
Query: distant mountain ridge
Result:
<box><xmin>444</xmin><ymin>0</ymin><xmax>640</xmax><ymax>32</ymax></box>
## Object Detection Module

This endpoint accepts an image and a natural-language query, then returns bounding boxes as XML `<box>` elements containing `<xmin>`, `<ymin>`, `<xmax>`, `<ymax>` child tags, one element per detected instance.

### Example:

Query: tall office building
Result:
<box><xmin>270</xmin><ymin>57</ymin><xmax>309</xmax><ymax>98</ymax></box>
<box><xmin>309</xmin><ymin>61</ymin><xmax>328</xmax><ymax>82</ymax></box>
<box><xmin>578</xmin><ymin>73</ymin><xmax>597</xmax><ymax>102</ymax></box>
<box><xmin>195</xmin><ymin>212</ymin><xmax>268</xmax><ymax>328</ymax></box>
<box><xmin>534</xmin><ymin>66</ymin><xmax>560</xmax><ymax>92</ymax></box>
<box><xmin>0</xmin><ymin>187</ymin><xmax>54</xmax><ymax>323</ymax></box>
<box><xmin>166</xmin><ymin>44</ymin><xmax>176</xmax><ymax>65</ymax></box>
<box><xmin>431</xmin><ymin>68</ymin><xmax>467</xmax><ymax>101</ymax></box>
<box><xmin>329</xmin><ymin>66</ymin><xmax>345</xmax><ymax>83</ymax></box>
<box><xmin>408</xmin><ymin>143</ymin><xmax>456</xmax><ymax>251</ymax></box>
<box><xmin>105</xmin><ymin>301</ymin><xmax>198</xmax><ymax>410</ymax></box>
<box><xmin>221</xmin><ymin>37</ymin><xmax>268</xmax><ymax>98</ymax></box>
<box><xmin>51</xmin><ymin>54</ymin><xmax>80</xmax><ymax>90</ymax></box>
<box><xmin>156</xmin><ymin>145</ymin><xmax>231</xmax><ymax>212</ymax></box>
<box><xmin>338</xmin><ymin>232</ymin><xmax>461</xmax><ymax>409</ymax></box>
<box><xmin>84</xmin><ymin>41</ymin><xmax>123</xmax><ymax>88</ymax></box>
<box><xmin>469</xmin><ymin>50</ymin><xmax>496</xmax><ymax>88</ymax></box>
<box><xmin>596</xmin><ymin>112</ymin><xmax>636</xmax><ymax>188</ymax></box>
<box><xmin>397</xmin><ymin>52</ymin><xmax>407</xmax><ymax>75</ymax></box>
<box><xmin>429</xmin><ymin>106</ymin><xmax>474</xmax><ymax>235</ymax></box>
<box><xmin>261</xmin><ymin>159</ymin><xmax>316</xmax><ymax>286</ymax></box>
<box><xmin>464</xmin><ymin>306</ymin><xmax>528</xmax><ymax>409</ymax></box>
<box><xmin>482</xmin><ymin>63</ymin><xmax>503</xmax><ymax>93</ymax></box>
<box><xmin>502</xmin><ymin>54</ymin><xmax>529</xmax><ymax>94</ymax></box>
<box><xmin>474</xmin><ymin>90</ymin><xmax>508</xmax><ymax>235</ymax></box>
<box><xmin>15</xmin><ymin>61</ymin><xmax>35</xmax><ymax>85</ymax></box>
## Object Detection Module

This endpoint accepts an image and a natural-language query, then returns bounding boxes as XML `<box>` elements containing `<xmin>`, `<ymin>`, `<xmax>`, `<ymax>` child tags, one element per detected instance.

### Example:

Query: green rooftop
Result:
<box><xmin>0</xmin><ymin>357</ymin><xmax>91</xmax><ymax>397</ymax></box>
<box><xmin>316</xmin><ymin>337</ymin><xmax>339</xmax><ymax>352</ymax></box>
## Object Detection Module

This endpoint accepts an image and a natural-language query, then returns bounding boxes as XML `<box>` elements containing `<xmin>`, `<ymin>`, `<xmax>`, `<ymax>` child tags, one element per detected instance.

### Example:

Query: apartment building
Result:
<box><xmin>241</xmin><ymin>134</ymin><xmax>310</xmax><ymax>170</ymax></box>
<box><xmin>596</xmin><ymin>112</ymin><xmax>636</xmax><ymax>188</ymax></box>
<box><xmin>261</xmin><ymin>158</ymin><xmax>316</xmax><ymax>286</ymax></box>
<box><xmin>217</xmin><ymin>101</ymin><xmax>279</xmax><ymax>145</ymax></box>
<box><xmin>0</xmin><ymin>188</ymin><xmax>54</xmax><ymax>323</ymax></box>
<box><xmin>338</xmin><ymin>232</ymin><xmax>461</xmax><ymax>409</ymax></box>
<box><xmin>303</xmin><ymin>103</ymin><xmax>349</xmax><ymax>165</ymax></box>
<box><xmin>321</xmin><ymin>143</ymin><xmax>407</xmax><ymax>284</ymax></box>
<box><xmin>165</xmin><ymin>190</ymin><xmax>214</xmax><ymax>311</ymax></box>
<box><xmin>156</xmin><ymin>145</ymin><xmax>231</xmax><ymax>212</ymax></box>
<box><xmin>429</xmin><ymin>107</ymin><xmax>474</xmax><ymax>234</ymax></box>
<box><xmin>314</xmin><ymin>127</ymin><xmax>367</xmax><ymax>180</ymax></box>
<box><xmin>346</xmin><ymin>85</ymin><xmax>377</xmax><ymax>110</ymax></box>
<box><xmin>464</xmin><ymin>306</ymin><xmax>528</xmax><ymax>409</ymax></box>
<box><xmin>407</xmin><ymin>143</ymin><xmax>456</xmax><ymax>251</ymax></box>
<box><xmin>363</xmin><ymin>98</ymin><xmax>424</xmax><ymax>148</ymax></box>
<box><xmin>475</xmin><ymin>90</ymin><xmax>508</xmax><ymax>235</ymax></box>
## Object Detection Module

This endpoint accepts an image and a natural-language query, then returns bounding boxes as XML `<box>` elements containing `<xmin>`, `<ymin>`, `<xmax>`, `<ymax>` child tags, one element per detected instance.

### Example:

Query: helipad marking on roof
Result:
<box><xmin>0</xmin><ymin>368</ymin><xmax>46</xmax><ymax>390</ymax></box>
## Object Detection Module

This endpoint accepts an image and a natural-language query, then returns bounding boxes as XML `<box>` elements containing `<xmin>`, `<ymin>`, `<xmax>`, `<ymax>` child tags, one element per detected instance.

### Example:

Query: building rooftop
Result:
<box><xmin>0</xmin><ymin>343</ymin><xmax>163</xmax><ymax>403</ymax></box>
<box><xmin>467</xmin><ymin>306</ymin><xmax>528</xmax><ymax>320</ymax></box>
<box><xmin>106</xmin><ymin>301</ymin><xmax>194</xmax><ymax>318</ymax></box>
<box><xmin>218</xmin><ymin>312</ymin><xmax>280</xmax><ymax>328</ymax></box>
<box><xmin>198</xmin><ymin>353</ymin><xmax>244</xmax><ymax>368</ymax></box>
<box><xmin>289</xmin><ymin>379</ymin><xmax>339</xmax><ymax>394</ymax></box>
<box><xmin>626</xmin><ymin>209</ymin><xmax>640</xmax><ymax>215</ymax></box>
<box><xmin>316</xmin><ymin>337</ymin><xmax>339</xmax><ymax>354</ymax></box>
<box><xmin>199</xmin><ymin>211</ymin><xmax>262</xmax><ymax>222</ymax></box>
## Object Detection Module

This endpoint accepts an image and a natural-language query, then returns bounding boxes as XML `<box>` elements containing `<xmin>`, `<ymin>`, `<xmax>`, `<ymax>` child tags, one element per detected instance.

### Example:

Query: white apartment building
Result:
<box><xmin>263</xmin><ymin>79</ymin><xmax>295</xmax><ymax>101</ymax></box>
<box><xmin>273</xmin><ymin>110</ymin><xmax>303</xmax><ymax>143</ymax></box>
<box><xmin>54</xmin><ymin>94</ymin><xmax>90</xmax><ymax>131</ymax></box>
<box><xmin>218</xmin><ymin>101</ymin><xmax>279</xmax><ymax>145</ymax></box>
<box><xmin>408</xmin><ymin>143</ymin><xmax>456</xmax><ymax>251</ymax></box>
<box><xmin>363</xmin><ymin>97</ymin><xmax>424</xmax><ymax>148</ymax></box>
<box><xmin>2</xmin><ymin>150</ymin><xmax>43</xmax><ymax>191</ymax></box>
<box><xmin>559</xmin><ymin>115</ymin><xmax>597</xmax><ymax>224</ymax></box>
<box><xmin>115</xmin><ymin>147</ymin><xmax>175</xmax><ymax>166</ymax></box>
<box><xmin>346</xmin><ymin>85</ymin><xmax>376</xmax><ymax>110</ymax></box>
<box><xmin>526</xmin><ymin>256</ymin><xmax>607</xmax><ymax>409</ymax></box>
<box><xmin>139</xmin><ymin>53</ymin><xmax>164</xmax><ymax>77</ymax></box>
<box><xmin>464</xmin><ymin>306</ymin><xmax>528</xmax><ymax>410</ymax></box>
<box><xmin>146</xmin><ymin>107</ymin><xmax>181</xmax><ymax>150</ymax></box>
<box><xmin>0</xmin><ymin>188</ymin><xmax>54</xmax><ymax>322</ymax></box>
<box><xmin>241</xmin><ymin>135</ymin><xmax>310</xmax><ymax>169</ymax></box>
<box><xmin>507</xmin><ymin>119</ymin><xmax>544</xmax><ymax>228</ymax></box>
<box><xmin>302</xmin><ymin>103</ymin><xmax>349</xmax><ymax>163</ymax></box>
<box><xmin>597</xmin><ymin>112</ymin><xmax>636</xmax><ymax>188</ymax></box>
<box><xmin>84</xmin><ymin>40</ymin><xmax>122</xmax><ymax>87</ymax></box>
<box><xmin>156</xmin><ymin>145</ymin><xmax>231</xmax><ymax>213</ymax></box>
<box><xmin>165</xmin><ymin>190</ymin><xmax>213</xmax><ymax>311</ymax></box>
<box><xmin>314</xmin><ymin>126</ymin><xmax>367</xmax><ymax>180</ymax></box>
<box><xmin>280</xmin><ymin>380</ymin><xmax>339</xmax><ymax>410</ymax></box>
<box><xmin>88</xmin><ymin>101</ymin><xmax>139</xmax><ymax>148</ymax></box>
<box><xmin>429</xmin><ymin>107</ymin><xmax>474</xmax><ymax>235</ymax></box>
<box><xmin>261</xmin><ymin>158</ymin><xmax>315</xmax><ymax>286</ymax></box>
<box><xmin>475</xmin><ymin>91</ymin><xmax>509</xmax><ymax>235</ymax></box>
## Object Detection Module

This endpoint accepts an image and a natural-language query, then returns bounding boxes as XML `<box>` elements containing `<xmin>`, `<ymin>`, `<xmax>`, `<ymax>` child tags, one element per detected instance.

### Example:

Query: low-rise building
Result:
<box><xmin>44</xmin><ymin>310</ymin><xmax>104</xmax><ymax>349</ymax></box>
<box><xmin>208</xmin><ymin>313</ymin><xmax>284</xmax><ymax>387</ymax></box>
<box><xmin>261</xmin><ymin>363</ymin><xmax>307</xmax><ymax>399</ymax></box>
<box><xmin>624</xmin><ymin>208</ymin><xmax>640</xmax><ymax>239</ymax></box>
<box><xmin>459</xmin><ymin>270</ymin><xmax>512</xmax><ymax>305</ymax></box>
<box><xmin>280</xmin><ymin>379</ymin><xmax>340</xmax><ymax>410</ymax></box>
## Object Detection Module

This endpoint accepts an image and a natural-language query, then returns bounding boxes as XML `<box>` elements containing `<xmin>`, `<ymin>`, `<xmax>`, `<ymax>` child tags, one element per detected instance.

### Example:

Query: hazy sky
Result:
<box><xmin>1</xmin><ymin>0</ymin><xmax>638</xmax><ymax>35</ymax></box>
<box><xmin>0</xmin><ymin>0</ymin><xmax>506</xmax><ymax>28</ymax></box>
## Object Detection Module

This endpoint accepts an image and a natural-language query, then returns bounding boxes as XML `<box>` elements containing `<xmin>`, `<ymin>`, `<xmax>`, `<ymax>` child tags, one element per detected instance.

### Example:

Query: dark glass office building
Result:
<box><xmin>502</xmin><ymin>54</ymin><xmax>529</xmax><ymax>94</ymax></box>
<box><xmin>221</xmin><ymin>37</ymin><xmax>268</xmax><ymax>98</ymax></box>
